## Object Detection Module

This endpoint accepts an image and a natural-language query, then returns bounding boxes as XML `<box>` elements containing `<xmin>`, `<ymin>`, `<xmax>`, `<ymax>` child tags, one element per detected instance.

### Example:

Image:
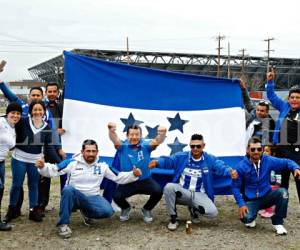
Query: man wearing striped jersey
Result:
<box><xmin>149</xmin><ymin>134</ymin><xmax>237</xmax><ymax>231</ymax></box>
<box><xmin>35</xmin><ymin>139</ymin><xmax>141</xmax><ymax>238</ymax></box>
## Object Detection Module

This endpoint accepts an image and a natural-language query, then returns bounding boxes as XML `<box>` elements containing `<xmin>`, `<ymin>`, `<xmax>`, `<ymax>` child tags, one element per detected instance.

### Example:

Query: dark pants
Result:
<box><xmin>276</xmin><ymin>146</ymin><xmax>300</xmax><ymax>203</ymax></box>
<box><xmin>113</xmin><ymin>178</ymin><xmax>163</xmax><ymax>211</ymax></box>
<box><xmin>38</xmin><ymin>175</ymin><xmax>67</xmax><ymax>208</ymax></box>
<box><xmin>0</xmin><ymin>161</ymin><xmax>4</xmax><ymax>210</ymax></box>
<box><xmin>38</xmin><ymin>152</ymin><xmax>65</xmax><ymax>209</ymax></box>
<box><xmin>241</xmin><ymin>188</ymin><xmax>289</xmax><ymax>225</ymax></box>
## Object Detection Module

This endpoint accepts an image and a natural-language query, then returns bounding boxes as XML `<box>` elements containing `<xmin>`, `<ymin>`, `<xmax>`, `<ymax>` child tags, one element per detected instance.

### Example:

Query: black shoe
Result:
<box><xmin>14</xmin><ymin>207</ymin><xmax>22</xmax><ymax>218</ymax></box>
<box><xmin>0</xmin><ymin>220</ymin><xmax>12</xmax><ymax>231</ymax></box>
<box><xmin>37</xmin><ymin>206</ymin><xmax>46</xmax><ymax>218</ymax></box>
<box><xmin>4</xmin><ymin>206</ymin><xmax>18</xmax><ymax>223</ymax></box>
<box><xmin>79</xmin><ymin>209</ymin><xmax>94</xmax><ymax>226</ymax></box>
<box><xmin>29</xmin><ymin>207</ymin><xmax>43</xmax><ymax>222</ymax></box>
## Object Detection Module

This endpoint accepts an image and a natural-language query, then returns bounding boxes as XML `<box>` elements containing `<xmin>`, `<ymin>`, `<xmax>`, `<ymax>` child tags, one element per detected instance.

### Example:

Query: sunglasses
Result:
<box><xmin>250</xmin><ymin>147</ymin><xmax>263</xmax><ymax>153</ymax></box>
<box><xmin>190</xmin><ymin>145</ymin><xmax>202</xmax><ymax>149</ymax></box>
<box><xmin>258</xmin><ymin>100</ymin><xmax>270</xmax><ymax>107</ymax></box>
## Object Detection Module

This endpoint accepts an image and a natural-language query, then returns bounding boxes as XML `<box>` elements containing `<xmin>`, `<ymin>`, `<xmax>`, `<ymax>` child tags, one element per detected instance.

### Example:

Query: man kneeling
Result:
<box><xmin>232</xmin><ymin>137</ymin><xmax>300</xmax><ymax>235</ymax></box>
<box><xmin>149</xmin><ymin>134</ymin><xmax>237</xmax><ymax>231</ymax></box>
<box><xmin>35</xmin><ymin>139</ymin><xmax>141</xmax><ymax>238</ymax></box>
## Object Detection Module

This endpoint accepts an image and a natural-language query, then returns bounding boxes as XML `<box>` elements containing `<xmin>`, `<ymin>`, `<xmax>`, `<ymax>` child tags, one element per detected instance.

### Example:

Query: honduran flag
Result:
<box><xmin>62</xmin><ymin>51</ymin><xmax>245</xmax><ymax>191</ymax></box>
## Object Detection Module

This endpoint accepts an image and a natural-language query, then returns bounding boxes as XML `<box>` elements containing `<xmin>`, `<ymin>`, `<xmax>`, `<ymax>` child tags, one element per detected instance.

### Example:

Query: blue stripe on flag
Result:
<box><xmin>64</xmin><ymin>51</ymin><xmax>242</xmax><ymax>111</ymax></box>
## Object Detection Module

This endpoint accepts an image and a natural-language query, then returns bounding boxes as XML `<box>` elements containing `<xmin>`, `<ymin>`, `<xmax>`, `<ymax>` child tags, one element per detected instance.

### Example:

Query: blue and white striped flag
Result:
<box><xmin>62</xmin><ymin>51</ymin><xmax>245</xmax><ymax>165</ymax></box>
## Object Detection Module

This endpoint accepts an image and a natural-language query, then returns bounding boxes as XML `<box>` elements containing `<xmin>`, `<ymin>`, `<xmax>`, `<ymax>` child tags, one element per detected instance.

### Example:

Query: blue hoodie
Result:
<box><xmin>232</xmin><ymin>154</ymin><xmax>299</xmax><ymax>207</ymax></box>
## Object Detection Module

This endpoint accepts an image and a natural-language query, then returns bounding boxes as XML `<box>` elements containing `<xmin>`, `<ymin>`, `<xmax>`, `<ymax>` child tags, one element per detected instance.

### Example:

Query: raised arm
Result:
<box><xmin>150</xmin><ymin>126</ymin><xmax>167</xmax><ymax>149</ymax></box>
<box><xmin>108</xmin><ymin>122</ymin><xmax>122</xmax><ymax>148</ymax></box>
<box><xmin>0</xmin><ymin>81</ymin><xmax>22</xmax><ymax>105</ymax></box>
<box><xmin>265</xmin><ymin>69</ymin><xmax>285</xmax><ymax>111</ymax></box>
<box><xmin>240</xmin><ymin>79</ymin><xmax>254</xmax><ymax>113</ymax></box>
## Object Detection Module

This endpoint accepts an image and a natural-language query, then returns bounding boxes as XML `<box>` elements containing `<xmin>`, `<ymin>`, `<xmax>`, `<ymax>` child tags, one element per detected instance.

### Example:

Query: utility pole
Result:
<box><xmin>264</xmin><ymin>37</ymin><xmax>275</xmax><ymax>72</ymax></box>
<box><xmin>227</xmin><ymin>42</ymin><xmax>231</xmax><ymax>78</ymax></box>
<box><xmin>126</xmin><ymin>36</ymin><xmax>130</xmax><ymax>64</ymax></box>
<box><xmin>239</xmin><ymin>48</ymin><xmax>247</xmax><ymax>74</ymax></box>
<box><xmin>215</xmin><ymin>34</ymin><xmax>225</xmax><ymax>77</ymax></box>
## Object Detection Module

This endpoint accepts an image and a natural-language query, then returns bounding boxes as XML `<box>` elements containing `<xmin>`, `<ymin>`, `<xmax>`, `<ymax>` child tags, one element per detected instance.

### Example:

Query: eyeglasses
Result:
<box><xmin>190</xmin><ymin>145</ymin><xmax>202</xmax><ymax>149</ymax></box>
<box><xmin>250</xmin><ymin>147</ymin><xmax>263</xmax><ymax>153</ymax></box>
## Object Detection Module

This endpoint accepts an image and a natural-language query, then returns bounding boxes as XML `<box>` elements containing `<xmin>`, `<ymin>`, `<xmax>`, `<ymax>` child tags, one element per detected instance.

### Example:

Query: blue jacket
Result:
<box><xmin>232</xmin><ymin>155</ymin><xmax>299</xmax><ymax>207</ymax></box>
<box><xmin>266</xmin><ymin>80</ymin><xmax>300</xmax><ymax>144</ymax></box>
<box><xmin>157</xmin><ymin>151</ymin><xmax>232</xmax><ymax>201</ymax></box>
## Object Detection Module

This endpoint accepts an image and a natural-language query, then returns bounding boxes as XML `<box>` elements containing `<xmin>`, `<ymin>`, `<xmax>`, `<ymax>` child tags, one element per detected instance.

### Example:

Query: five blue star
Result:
<box><xmin>145</xmin><ymin>125</ymin><xmax>159</xmax><ymax>139</ymax></box>
<box><xmin>167</xmin><ymin>137</ymin><xmax>187</xmax><ymax>155</ymax></box>
<box><xmin>120</xmin><ymin>113</ymin><xmax>143</xmax><ymax>132</ymax></box>
<box><xmin>167</xmin><ymin>113</ymin><xmax>188</xmax><ymax>133</ymax></box>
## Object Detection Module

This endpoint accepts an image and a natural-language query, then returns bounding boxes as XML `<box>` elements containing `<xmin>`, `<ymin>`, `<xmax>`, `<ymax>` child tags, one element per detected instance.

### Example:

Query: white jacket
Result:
<box><xmin>38</xmin><ymin>154</ymin><xmax>138</xmax><ymax>196</ymax></box>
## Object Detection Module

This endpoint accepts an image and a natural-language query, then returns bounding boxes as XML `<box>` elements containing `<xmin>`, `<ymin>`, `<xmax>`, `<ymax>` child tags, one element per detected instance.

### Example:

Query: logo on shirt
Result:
<box><xmin>93</xmin><ymin>165</ymin><xmax>101</xmax><ymax>175</ymax></box>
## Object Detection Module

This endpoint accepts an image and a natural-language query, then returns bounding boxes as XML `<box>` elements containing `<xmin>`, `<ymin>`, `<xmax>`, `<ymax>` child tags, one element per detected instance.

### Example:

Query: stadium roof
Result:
<box><xmin>28</xmin><ymin>49</ymin><xmax>300</xmax><ymax>90</ymax></box>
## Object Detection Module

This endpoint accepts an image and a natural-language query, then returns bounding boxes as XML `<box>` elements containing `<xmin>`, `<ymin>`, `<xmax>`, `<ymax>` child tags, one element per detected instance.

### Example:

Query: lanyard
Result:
<box><xmin>253</xmin><ymin>160</ymin><xmax>260</xmax><ymax>178</ymax></box>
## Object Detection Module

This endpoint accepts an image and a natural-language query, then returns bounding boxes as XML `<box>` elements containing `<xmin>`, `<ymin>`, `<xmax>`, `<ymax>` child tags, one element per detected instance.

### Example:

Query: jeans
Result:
<box><xmin>241</xmin><ymin>188</ymin><xmax>289</xmax><ymax>225</ymax></box>
<box><xmin>113</xmin><ymin>178</ymin><xmax>163</xmax><ymax>211</ymax></box>
<box><xmin>9</xmin><ymin>158</ymin><xmax>40</xmax><ymax>209</ymax></box>
<box><xmin>0</xmin><ymin>161</ymin><xmax>5</xmax><ymax>189</ymax></box>
<box><xmin>58</xmin><ymin>185</ymin><xmax>114</xmax><ymax>225</ymax></box>
<box><xmin>0</xmin><ymin>161</ymin><xmax>5</xmax><ymax>207</ymax></box>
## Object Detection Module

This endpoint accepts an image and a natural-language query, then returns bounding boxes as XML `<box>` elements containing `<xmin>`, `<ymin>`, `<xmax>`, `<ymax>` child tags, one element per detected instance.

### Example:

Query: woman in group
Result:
<box><xmin>4</xmin><ymin>100</ymin><xmax>61</xmax><ymax>223</ymax></box>
<box><xmin>0</xmin><ymin>102</ymin><xmax>22</xmax><ymax>231</ymax></box>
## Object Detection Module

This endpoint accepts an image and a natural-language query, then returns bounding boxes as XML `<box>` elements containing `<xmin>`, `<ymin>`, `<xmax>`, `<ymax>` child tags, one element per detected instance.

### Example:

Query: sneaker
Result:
<box><xmin>120</xmin><ymin>207</ymin><xmax>131</xmax><ymax>222</ymax></box>
<box><xmin>79</xmin><ymin>210</ymin><xmax>94</xmax><ymax>226</ymax></box>
<box><xmin>272</xmin><ymin>225</ymin><xmax>287</xmax><ymax>235</ymax></box>
<box><xmin>58</xmin><ymin>224</ymin><xmax>72</xmax><ymax>238</ymax></box>
<box><xmin>189</xmin><ymin>207</ymin><xmax>200</xmax><ymax>224</ymax></box>
<box><xmin>141</xmin><ymin>208</ymin><xmax>153</xmax><ymax>223</ymax></box>
<box><xmin>0</xmin><ymin>220</ymin><xmax>12</xmax><ymax>231</ymax></box>
<box><xmin>245</xmin><ymin>220</ymin><xmax>256</xmax><ymax>228</ymax></box>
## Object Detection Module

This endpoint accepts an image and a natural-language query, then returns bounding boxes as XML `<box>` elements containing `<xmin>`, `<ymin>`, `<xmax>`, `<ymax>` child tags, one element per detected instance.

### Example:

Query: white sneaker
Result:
<box><xmin>245</xmin><ymin>220</ymin><xmax>256</xmax><ymax>228</ymax></box>
<box><xmin>167</xmin><ymin>221</ymin><xmax>179</xmax><ymax>231</ymax></box>
<box><xmin>120</xmin><ymin>207</ymin><xmax>131</xmax><ymax>222</ymax></box>
<box><xmin>141</xmin><ymin>208</ymin><xmax>153</xmax><ymax>223</ymax></box>
<box><xmin>273</xmin><ymin>225</ymin><xmax>287</xmax><ymax>235</ymax></box>
<box><xmin>58</xmin><ymin>224</ymin><xmax>72</xmax><ymax>238</ymax></box>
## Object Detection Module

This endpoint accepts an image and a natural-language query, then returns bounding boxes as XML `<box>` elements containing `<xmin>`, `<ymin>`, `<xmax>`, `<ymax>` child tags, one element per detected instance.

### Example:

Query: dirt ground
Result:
<box><xmin>0</xmin><ymin>161</ymin><xmax>299</xmax><ymax>250</ymax></box>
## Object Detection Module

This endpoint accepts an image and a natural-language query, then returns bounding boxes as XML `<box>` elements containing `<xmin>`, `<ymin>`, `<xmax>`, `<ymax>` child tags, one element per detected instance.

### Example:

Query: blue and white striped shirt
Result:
<box><xmin>179</xmin><ymin>155</ymin><xmax>205</xmax><ymax>192</ymax></box>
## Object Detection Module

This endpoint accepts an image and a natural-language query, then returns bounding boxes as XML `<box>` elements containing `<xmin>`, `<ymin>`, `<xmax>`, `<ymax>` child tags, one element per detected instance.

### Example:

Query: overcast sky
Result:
<box><xmin>1</xmin><ymin>0</ymin><xmax>300</xmax><ymax>81</ymax></box>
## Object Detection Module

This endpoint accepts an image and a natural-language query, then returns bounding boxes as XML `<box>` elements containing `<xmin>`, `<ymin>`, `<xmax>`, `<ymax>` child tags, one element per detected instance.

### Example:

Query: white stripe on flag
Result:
<box><xmin>62</xmin><ymin>99</ymin><xmax>246</xmax><ymax>157</ymax></box>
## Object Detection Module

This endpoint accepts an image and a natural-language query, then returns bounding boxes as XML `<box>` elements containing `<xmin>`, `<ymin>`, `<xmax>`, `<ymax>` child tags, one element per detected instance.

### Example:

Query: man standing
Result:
<box><xmin>266</xmin><ymin>69</ymin><xmax>300</xmax><ymax>204</ymax></box>
<box><xmin>232</xmin><ymin>137</ymin><xmax>300</xmax><ymax>235</ymax></box>
<box><xmin>35</xmin><ymin>139</ymin><xmax>141</xmax><ymax>238</ymax></box>
<box><xmin>38</xmin><ymin>82</ymin><xmax>66</xmax><ymax>215</ymax></box>
<box><xmin>149</xmin><ymin>134</ymin><xmax>237</xmax><ymax>231</ymax></box>
<box><xmin>240</xmin><ymin>80</ymin><xmax>275</xmax><ymax>145</ymax></box>
<box><xmin>108</xmin><ymin>123</ymin><xmax>166</xmax><ymax>223</ymax></box>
